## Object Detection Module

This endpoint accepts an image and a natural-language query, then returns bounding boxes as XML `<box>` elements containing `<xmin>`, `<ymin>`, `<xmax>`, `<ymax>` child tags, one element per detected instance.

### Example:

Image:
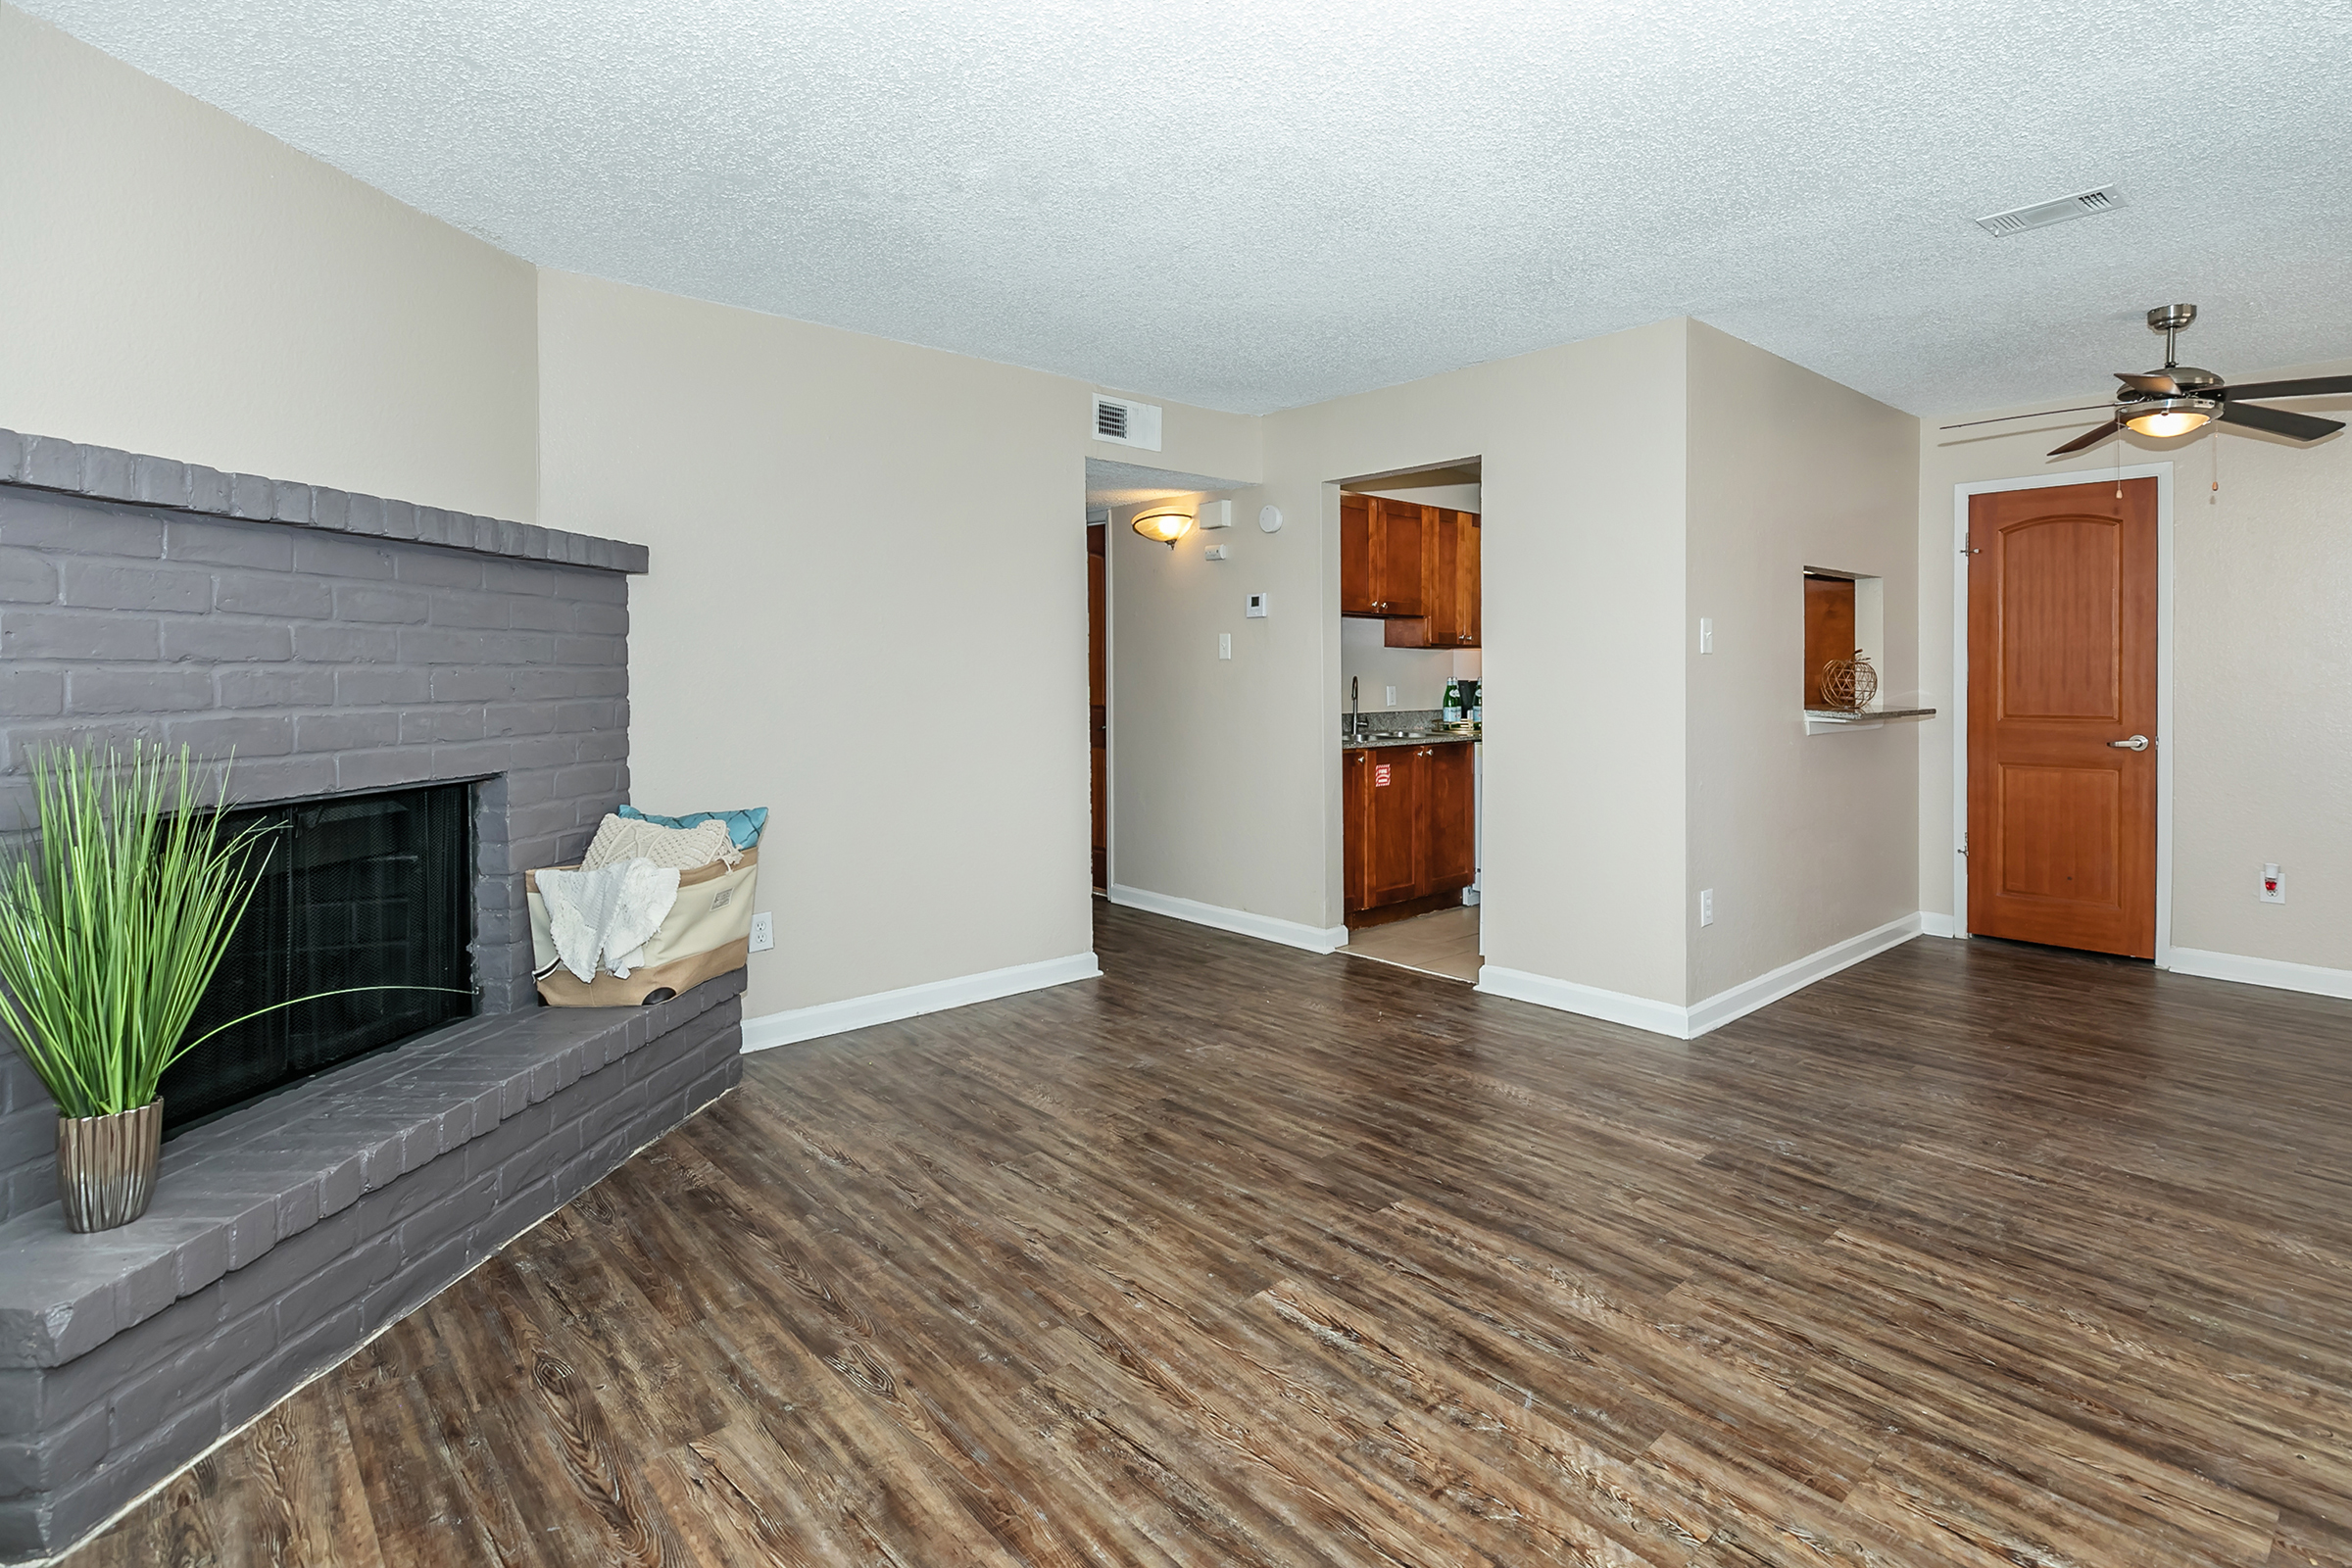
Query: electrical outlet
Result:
<box><xmin>1699</xmin><ymin>617</ymin><xmax>1714</xmax><ymax>654</ymax></box>
<box><xmin>1698</xmin><ymin>889</ymin><xmax>1714</xmax><ymax>927</ymax></box>
<box><xmin>2261</xmin><ymin>863</ymin><xmax>2285</xmax><ymax>904</ymax></box>
<box><xmin>1218</xmin><ymin>632</ymin><xmax>1232</xmax><ymax>661</ymax></box>
<box><xmin>1385</xmin><ymin>685</ymin><xmax>1396</xmax><ymax>707</ymax></box>
<box><xmin>749</xmin><ymin>911</ymin><xmax>774</xmax><ymax>952</ymax></box>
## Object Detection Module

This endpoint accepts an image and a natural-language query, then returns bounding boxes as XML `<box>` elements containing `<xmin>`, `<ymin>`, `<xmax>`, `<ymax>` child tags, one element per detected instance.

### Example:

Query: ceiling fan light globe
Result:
<box><xmin>2122</xmin><ymin>397</ymin><xmax>2216</xmax><ymax>438</ymax></box>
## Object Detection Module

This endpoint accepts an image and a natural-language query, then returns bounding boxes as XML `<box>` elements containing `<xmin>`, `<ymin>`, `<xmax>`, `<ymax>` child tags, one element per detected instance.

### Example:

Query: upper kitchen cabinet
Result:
<box><xmin>1340</xmin><ymin>495</ymin><xmax>1427</xmax><ymax>617</ymax></box>
<box><xmin>1384</xmin><ymin>509</ymin><xmax>1481</xmax><ymax>649</ymax></box>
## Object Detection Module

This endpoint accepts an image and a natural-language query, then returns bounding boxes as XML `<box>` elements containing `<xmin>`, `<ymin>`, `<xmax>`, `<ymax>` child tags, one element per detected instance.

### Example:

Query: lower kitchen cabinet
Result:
<box><xmin>1344</xmin><ymin>739</ymin><xmax>1475</xmax><ymax>925</ymax></box>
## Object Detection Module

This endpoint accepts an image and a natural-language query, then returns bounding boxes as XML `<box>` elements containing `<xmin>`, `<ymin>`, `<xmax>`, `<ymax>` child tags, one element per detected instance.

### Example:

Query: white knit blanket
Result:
<box><xmin>535</xmin><ymin>858</ymin><xmax>681</xmax><ymax>981</ymax></box>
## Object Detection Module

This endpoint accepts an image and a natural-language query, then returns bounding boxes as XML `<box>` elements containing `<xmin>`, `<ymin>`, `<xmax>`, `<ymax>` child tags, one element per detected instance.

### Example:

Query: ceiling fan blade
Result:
<box><xmin>1938</xmin><ymin>403</ymin><xmax>2115</xmax><ymax>431</ymax></box>
<box><xmin>2219</xmin><ymin>401</ymin><xmax>2346</xmax><ymax>441</ymax></box>
<box><xmin>2046</xmin><ymin>416</ymin><xmax>2123</xmax><ymax>457</ymax></box>
<box><xmin>2116</xmin><ymin>371</ymin><xmax>2178</xmax><ymax>394</ymax></box>
<box><xmin>2212</xmin><ymin>374</ymin><xmax>2352</xmax><ymax>401</ymax></box>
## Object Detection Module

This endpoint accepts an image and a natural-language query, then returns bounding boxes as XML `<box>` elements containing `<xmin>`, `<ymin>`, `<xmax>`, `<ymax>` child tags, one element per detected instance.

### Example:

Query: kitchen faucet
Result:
<box><xmin>1348</xmin><ymin>676</ymin><xmax>1361</xmax><ymax>741</ymax></box>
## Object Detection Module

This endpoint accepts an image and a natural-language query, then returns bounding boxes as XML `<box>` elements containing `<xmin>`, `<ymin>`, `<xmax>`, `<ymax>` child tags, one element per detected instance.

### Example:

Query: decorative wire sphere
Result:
<box><xmin>1819</xmin><ymin>655</ymin><xmax>1879</xmax><ymax>712</ymax></box>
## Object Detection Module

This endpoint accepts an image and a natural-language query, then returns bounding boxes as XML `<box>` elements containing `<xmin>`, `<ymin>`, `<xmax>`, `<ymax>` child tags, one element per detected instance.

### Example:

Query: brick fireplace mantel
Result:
<box><xmin>0</xmin><ymin>428</ymin><xmax>647</xmax><ymax>575</ymax></box>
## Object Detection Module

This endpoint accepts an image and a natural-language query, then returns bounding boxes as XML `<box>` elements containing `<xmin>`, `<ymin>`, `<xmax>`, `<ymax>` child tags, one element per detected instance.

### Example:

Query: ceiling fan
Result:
<box><xmin>1949</xmin><ymin>305</ymin><xmax>2352</xmax><ymax>457</ymax></box>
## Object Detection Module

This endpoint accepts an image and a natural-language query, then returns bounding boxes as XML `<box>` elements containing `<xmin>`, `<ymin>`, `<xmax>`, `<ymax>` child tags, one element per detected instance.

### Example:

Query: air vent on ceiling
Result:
<box><xmin>1092</xmin><ymin>394</ymin><xmax>1162</xmax><ymax>452</ymax></box>
<box><xmin>1975</xmin><ymin>184</ymin><xmax>2124</xmax><ymax>238</ymax></box>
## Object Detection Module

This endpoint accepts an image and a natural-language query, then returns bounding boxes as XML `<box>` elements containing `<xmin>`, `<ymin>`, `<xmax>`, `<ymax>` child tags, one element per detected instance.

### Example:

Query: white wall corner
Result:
<box><xmin>1107</xmin><ymin>885</ymin><xmax>1348</xmax><ymax>955</ymax></box>
<box><xmin>740</xmin><ymin>953</ymin><xmax>1102</xmax><ymax>1052</ymax></box>
<box><xmin>1683</xmin><ymin>913</ymin><xmax>1923</xmax><ymax>1036</ymax></box>
<box><xmin>1918</xmin><ymin>911</ymin><xmax>1957</xmax><ymax>938</ymax></box>
<box><xmin>1474</xmin><ymin>966</ymin><xmax>1690</xmax><ymax>1039</ymax></box>
<box><xmin>2166</xmin><ymin>947</ymin><xmax>2352</xmax><ymax>1002</ymax></box>
<box><xmin>1480</xmin><ymin>912</ymin><xmax>1927</xmax><ymax>1041</ymax></box>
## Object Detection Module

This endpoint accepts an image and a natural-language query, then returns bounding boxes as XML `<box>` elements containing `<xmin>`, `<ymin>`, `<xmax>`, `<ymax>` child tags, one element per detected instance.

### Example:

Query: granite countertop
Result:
<box><xmin>1343</xmin><ymin>729</ymin><xmax>1481</xmax><ymax>750</ymax></box>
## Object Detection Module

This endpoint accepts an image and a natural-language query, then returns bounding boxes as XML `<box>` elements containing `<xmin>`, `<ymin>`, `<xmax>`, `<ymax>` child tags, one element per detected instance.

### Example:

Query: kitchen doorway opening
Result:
<box><xmin>1337</xmin><ymin>458</ymin><xmax>1483</xmax><ymax>983</ymax></box>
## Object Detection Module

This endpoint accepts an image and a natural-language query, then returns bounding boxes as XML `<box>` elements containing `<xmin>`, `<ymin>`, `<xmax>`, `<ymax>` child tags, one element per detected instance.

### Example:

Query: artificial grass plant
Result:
<box><xmin>0</xmin><ymin>744</ymin><xmax>370</xmax><ymax>1120</ymax></box>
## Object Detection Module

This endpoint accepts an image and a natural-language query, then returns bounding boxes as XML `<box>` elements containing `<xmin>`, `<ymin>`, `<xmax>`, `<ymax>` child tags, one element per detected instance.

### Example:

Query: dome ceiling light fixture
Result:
<box><xmin>1941</xmin><ymin>305</ymin><xmax>2352</xmax><ymax>456</ymax></box>
<box><xmin>1131</xmin><ymin>507</ymin><xmax>1195</xmax><ymax>547</ymax></box>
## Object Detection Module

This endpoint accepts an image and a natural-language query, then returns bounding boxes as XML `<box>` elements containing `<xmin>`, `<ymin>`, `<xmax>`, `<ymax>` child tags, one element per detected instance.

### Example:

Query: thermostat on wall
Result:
<box><xmin>1245</xmin><ymin>592</ymin><xmax>1268</xmax><ymax>617</ymax></box>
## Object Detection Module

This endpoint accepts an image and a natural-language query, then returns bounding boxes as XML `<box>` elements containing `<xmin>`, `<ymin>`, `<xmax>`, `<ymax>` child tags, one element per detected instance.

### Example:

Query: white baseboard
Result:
<box><xmin>740</xmin><ymin>952</ymin><xmax>1102</xmax><ymax>1051</ymax></box>
<box><xmin>1918</xmin><ymin>910</ymin><xmax>1958</xmax><ymax>938</ymax></box>
<box><xmin>2167</xmin><ymin>946</ymin><xmax>2352</xmax><ymax>1001</ymax></box>
<box><xmin>1479</xmin><ymin>912</ymin><xmax>1926</xmax><ymax>1041</ymax></box>
<box><xmin>1107</xmin><ymin>884</ymin><xmax>1348</xmax><ymax>955</ymax></box>
<box><xmin>1683</xmin><ymin>912</ymin><xmax>1923</xmax><ymax>1037</ymax></box>
<box><xmin>1475</xmin><ymin>966</ymin><xmax>1689</xmax><ymax>1036</ymax></box>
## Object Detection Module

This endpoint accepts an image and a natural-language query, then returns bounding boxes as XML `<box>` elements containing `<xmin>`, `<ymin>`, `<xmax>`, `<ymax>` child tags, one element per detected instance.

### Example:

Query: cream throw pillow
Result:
<box><xmin>579</xmin><ymin>812</ymin><xmax>738</xmax><ymax>871</ymax></box>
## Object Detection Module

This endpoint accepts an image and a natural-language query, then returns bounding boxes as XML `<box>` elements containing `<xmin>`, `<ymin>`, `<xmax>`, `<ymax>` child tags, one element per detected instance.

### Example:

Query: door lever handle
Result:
<box><xmin>2107</xmin><ymin>735</ymin><xmax>2150</xmax><ymax>751</ymax></box>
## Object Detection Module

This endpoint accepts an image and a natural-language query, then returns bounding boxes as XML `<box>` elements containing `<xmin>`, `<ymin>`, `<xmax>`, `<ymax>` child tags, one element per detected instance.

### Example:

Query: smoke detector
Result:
<box><xmin>1092</xmin><ymin>394</ymin><xmax>1162</xmax><ymax>452</ymax></box>
<box><xmin>1975</xmin><ymin>185</ymin><xmax>2124</xmax><ymax>238</ymax></box>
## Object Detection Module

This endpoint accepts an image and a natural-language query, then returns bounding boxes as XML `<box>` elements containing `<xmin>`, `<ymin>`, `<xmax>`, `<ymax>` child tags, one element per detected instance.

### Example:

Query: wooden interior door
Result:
<box><xmin>1087</xmin><ymin>522</ymin><xmax>1107</xmax><ymax>892</ymax></box>
<box><xmin>1362</xmin><ymin>748</ymin><xmax>1422</xmax><ymax>906</ymax></box>
<box><xmin>1967</xmin><ymin>478</ymin><xmax>2157</xmax><ymax>957</ymax></box>
<box><xmin>1420</xmin><ymin>743</ymin><xmax>1476</xmax><ymax>890</ymax></box>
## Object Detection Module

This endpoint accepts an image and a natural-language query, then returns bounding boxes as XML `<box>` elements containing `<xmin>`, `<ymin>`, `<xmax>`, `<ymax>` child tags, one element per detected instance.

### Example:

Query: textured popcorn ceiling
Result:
<box><xmin>24</xmin><ymin>0</ymin><xmax>2352</xmax><ymax>416</ymax></box>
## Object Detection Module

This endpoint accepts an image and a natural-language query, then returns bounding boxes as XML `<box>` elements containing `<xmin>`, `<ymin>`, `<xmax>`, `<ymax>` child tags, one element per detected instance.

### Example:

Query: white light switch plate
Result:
<box><xmin>1698</xmin><ymin>889</ymin><xmax>1714</xmax><ymax>926</ymax></box>
<box><xmin>749</xmin><ymin>911</ymin><xmax>774</xmax><ymax>952</ymax></box>
<box><xmin>1219</xmin><ymin>632</ymin><xmax>1232</xmax><ymax>661</ymax></box>
<box><xmin>2261</xmin><ymin>863</ymin><xmax>2285</xmax><ymax>904</ymax></box>
<box><xmin>1699</xmin><ymin>617</ymin><xmax>1714</xmax><ymax>654</ymax></box>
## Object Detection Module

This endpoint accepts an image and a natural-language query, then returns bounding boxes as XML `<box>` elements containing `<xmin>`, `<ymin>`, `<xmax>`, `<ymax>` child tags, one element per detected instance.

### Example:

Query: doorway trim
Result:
<box><xmin>1949</xmin><ymin>463</ymin><xmax>2175</xmax><ymax>967</ymax></box>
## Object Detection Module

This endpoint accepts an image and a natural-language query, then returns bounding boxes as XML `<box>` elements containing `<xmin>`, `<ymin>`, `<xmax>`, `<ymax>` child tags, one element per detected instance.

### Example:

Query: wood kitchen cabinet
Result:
<box><xmin>1344</xmin><ymin>739</ymin><xmax>1475</xmax><ymax>925</ymax></box>
<box><xmin>1340</xmin><ymin>495</ymin><xmax>1427</xmax><ymax>617</ymax></box>
<box><xmin>1384</xmin><ymin>508</ymin><xmax>1481</xmax><ymax>649</ymax></box>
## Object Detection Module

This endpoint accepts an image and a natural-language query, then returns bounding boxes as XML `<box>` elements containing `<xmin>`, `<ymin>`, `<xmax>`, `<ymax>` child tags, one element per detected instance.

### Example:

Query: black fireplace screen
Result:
<box><xmin>161</xmin><ymin>783</ymin><xmax>475</xmax><ymax>1136</ymax></box>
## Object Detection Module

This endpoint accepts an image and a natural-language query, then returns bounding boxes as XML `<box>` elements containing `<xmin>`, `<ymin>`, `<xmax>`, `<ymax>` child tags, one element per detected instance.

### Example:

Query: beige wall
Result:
<box><xmin>1113</xmin><ymin>319</ymin><xmax>1697</xmax><ymax>1001</ymax></box>
<box><xmin>1684</xmin><ymin>321</ymin><xmax>1921</xmax><ymax>1001</ymax></box>
<box><xmin>1106</xmin><ymin>485</ymin><xmax>1334</xmax><ymax>925</ymax></box>
<box><xmin>0</xmin><ymin>5</ymin><xmax>539</xmax><ymax>520</ymax></box>
<box><xmin>1918</xmin><ymin>360</ymin><xmax>2352</xmax><ymax>973</ymax></box>
<box><xmin>538</xmin><ymin>270</ymin><xmax>1098</xmax><ymax>1018</ymax></box>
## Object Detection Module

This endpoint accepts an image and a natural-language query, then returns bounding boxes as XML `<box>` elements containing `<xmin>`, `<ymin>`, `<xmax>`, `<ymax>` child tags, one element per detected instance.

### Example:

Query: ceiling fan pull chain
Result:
<box><xmin>2211</xmin><ymin>428</ymin><xmax>2220</xmax><ymax>503</ymax></box>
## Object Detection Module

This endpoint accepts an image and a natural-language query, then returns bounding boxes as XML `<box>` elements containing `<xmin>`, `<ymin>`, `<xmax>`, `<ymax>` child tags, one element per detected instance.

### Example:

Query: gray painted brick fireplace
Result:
<box><xmin>0</xmin><ymin>430</ymin><xmax>746</xmax><ymax>1561</ymax></box>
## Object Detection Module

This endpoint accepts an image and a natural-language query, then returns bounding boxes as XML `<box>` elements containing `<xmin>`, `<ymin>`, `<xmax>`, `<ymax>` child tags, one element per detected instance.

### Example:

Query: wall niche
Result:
<box><xmin>1802</xmin><ymin>567</ymin><xmax>1883</xmax><ymax>710</ymax></box>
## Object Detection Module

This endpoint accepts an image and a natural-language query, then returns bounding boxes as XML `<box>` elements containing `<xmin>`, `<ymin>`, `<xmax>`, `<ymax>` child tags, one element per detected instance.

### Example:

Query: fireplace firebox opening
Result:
<box><xmin>161</xmin><ymin>781</ymin><xmax>477</xmax><ymax>1136</ymax></box>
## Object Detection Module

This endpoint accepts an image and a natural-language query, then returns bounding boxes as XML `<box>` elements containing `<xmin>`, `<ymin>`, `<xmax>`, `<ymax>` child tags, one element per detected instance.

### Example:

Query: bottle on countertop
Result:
<box><xmin>1443</xmin><ymin>680</ymin><xmax>1461</xmax><ymax>723</ymax></box>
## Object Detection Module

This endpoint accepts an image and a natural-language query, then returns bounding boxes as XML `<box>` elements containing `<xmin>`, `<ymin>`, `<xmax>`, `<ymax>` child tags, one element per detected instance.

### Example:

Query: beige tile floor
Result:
<box><xmin>1342</xmin><ymin>902</ymin><xmax>1481</xmax><ymax>983</ymax></box>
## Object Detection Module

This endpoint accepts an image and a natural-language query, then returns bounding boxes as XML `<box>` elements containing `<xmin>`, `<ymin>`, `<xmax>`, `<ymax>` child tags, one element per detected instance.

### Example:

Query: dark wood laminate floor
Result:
<box><xmin>69</xmin><ymin>904</ymin><xmax>2352</xmax><ymax>1567</ymax></box>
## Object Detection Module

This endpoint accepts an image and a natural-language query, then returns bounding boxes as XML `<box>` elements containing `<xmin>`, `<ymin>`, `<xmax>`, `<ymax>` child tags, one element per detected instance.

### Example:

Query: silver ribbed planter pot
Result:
<box><xmin>56</xmin><ymin>1100</ymin><xmax>163</xmax><ymax>1233</ymax></box>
